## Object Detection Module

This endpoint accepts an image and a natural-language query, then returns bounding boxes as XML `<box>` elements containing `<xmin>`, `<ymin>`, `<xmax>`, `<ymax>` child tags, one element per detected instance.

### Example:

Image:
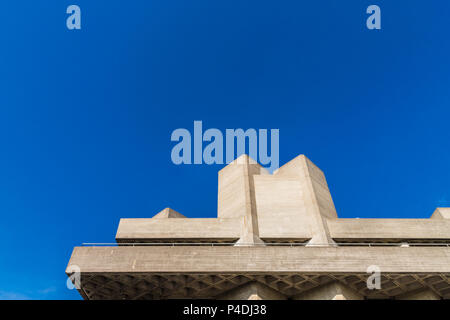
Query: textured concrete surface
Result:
<box><xmin>116</xmin><ymin>218</ymin><xmax>241</xmax><ymax>243</ymax></box>
<box><xmin>68</xmin><ymin>246</ymin><xmax>450</xmax><ymax>274</ymax></box>
<box><xmin>217</xmin><ymin>282</ymin><xmax>287</xmax><ymax>300</ymax></box>
<box><xmin>397</xmin><ymin>289</ymin><xmax>441</xmax><ymax>300</ymax></box>
<box><xmin>69</xmin><ymin>271</ymin><xmax>449</xmax><ymax>300</ymax></box>
<box><xmin>328</xmin><ymin>219</ymin><xmax>450</xmax><ymax>241</ymax></box>
<box><xmin>67</xmin><ymin>154</ymin><xmax>450</xmax><ymax>300</ymax></box>
<box><xmin>293</xmin><ymin>282</ymin><xmax>363</xmax><ymax>300</ymax></box>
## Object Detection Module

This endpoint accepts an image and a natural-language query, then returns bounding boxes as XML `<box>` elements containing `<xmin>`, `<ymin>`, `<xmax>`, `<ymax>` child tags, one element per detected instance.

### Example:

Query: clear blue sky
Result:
<box><xmin>0</xmin><ymin>1</ymin><xmax>449</xmax><ymax>299</ymax></box>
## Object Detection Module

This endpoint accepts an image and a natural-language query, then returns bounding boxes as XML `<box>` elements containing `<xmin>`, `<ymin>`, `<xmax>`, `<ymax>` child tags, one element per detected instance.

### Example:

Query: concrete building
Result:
<box><xmin>66</xmin><ymin>155</ymin><xmax>450</xmax><ymax>300</ymax></box>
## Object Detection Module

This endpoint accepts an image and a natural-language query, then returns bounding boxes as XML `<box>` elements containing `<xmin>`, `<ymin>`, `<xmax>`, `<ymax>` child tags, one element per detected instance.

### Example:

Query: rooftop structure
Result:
<box><xmin>66</xmin><ymin>155</ymin><xmax>450</xmax><ymax>299</ymax></box>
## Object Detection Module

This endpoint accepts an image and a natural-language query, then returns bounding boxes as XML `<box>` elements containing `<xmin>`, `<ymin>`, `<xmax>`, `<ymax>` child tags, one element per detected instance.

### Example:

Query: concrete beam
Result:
<box><xmin>116</xmin><ymin>218</ymin><xmax>241</xmax><ymax>242</ymax></box>
<box><xmin>328</xmin><ymin>219</ymin><xmax>450</xmax><ymax>241</ymax></box>
<box><xmin>67</xmin><ymin>246</ymin><xmax>450</xmax><ymax>273</ymax></box>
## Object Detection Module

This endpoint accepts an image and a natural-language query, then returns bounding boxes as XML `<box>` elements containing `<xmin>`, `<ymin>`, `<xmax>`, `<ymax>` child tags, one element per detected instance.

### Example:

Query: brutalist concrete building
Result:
<box><xmin>66</xmin><ymin>155</ymin><xmax>450</xmax><ymax>299</ymax></box>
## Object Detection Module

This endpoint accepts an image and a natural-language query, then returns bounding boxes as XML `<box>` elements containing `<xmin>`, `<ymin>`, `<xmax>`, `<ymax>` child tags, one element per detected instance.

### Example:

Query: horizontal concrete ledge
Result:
<box><xmin>116</xmin><ymin>218</ymin><xmax>450</xmax><ymax>243</ymax></box>
<box><xmin>328</xmin><ymin>219</ymin><xmax>450</xmax><ymax>240</ymax></box>
<box><xmin>67</xmin><ymin>246</ymin><xmax>450</xmax><ymax>274</ymax></box>
<box><xmin>116</xmin><ymin>218</ymin><xmax>241</xmax><ymax>242</ymax></box>
<box><xmin>116</xmin><ymin>218</ymin><xmax>313</xmax><ymax>242</ymax></box>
